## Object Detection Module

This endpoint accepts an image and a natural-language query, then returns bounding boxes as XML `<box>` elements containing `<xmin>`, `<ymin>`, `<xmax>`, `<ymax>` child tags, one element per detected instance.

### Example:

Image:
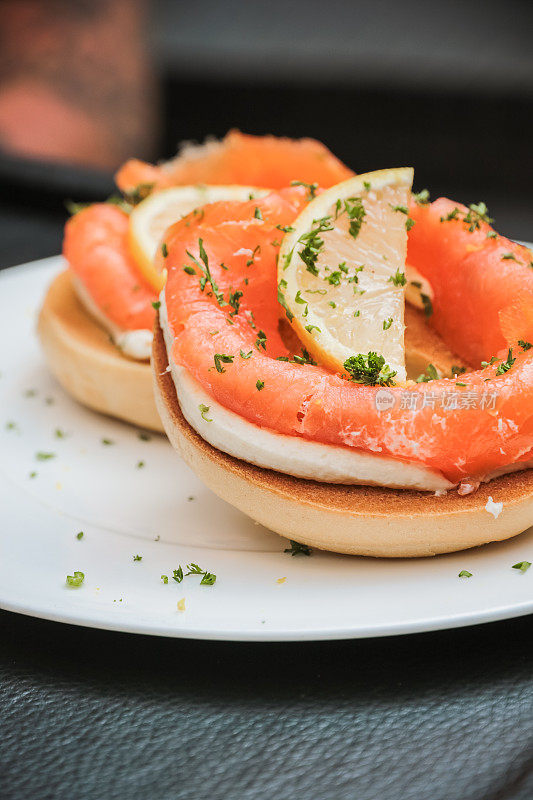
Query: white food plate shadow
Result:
<box><xmin>0</xmin><ymin>257</ymin><xmax>531</xmax><ymax>641</ymax></box>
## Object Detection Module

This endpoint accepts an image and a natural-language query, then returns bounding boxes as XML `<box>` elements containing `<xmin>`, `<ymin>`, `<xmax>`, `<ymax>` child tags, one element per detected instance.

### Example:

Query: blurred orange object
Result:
<box><xmin>0</xmin><ymin>0</ymin><xmax>157</xmax><ymax>170</ymax></box>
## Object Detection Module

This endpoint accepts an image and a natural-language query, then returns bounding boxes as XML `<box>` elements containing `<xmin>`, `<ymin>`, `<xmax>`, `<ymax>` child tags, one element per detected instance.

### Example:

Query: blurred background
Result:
<box><xmin>1</xmin><ymin>0</ymin><xmax>532</xmax><ymax>266</ymax></box>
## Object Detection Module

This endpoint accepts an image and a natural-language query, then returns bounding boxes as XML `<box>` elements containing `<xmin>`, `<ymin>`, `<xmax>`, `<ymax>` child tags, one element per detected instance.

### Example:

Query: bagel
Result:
<box><xmin>152</xmin><ymin>317</ymin><xmax>533</xmax><ymax>558</ymax></box>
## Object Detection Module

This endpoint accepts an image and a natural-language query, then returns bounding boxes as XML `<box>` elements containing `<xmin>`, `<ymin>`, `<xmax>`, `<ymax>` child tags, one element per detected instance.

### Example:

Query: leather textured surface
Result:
<box><xmin>0</xmin><ymin>610</ymin><xmax>531</xmax><ymax>800</ymax></box>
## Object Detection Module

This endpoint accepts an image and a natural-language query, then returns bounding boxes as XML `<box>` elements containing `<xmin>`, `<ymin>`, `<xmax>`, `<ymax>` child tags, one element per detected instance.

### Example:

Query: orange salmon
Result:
<box><xmin>162</xmin><ymin>191</ymin><xmax>533</xmax><ymax>485</ymax></box>
<box><xmin>407</xmin><ymin>197</ymin><xmax>533</xmax><ymax>365</ymax></box>
<box><xmin>116</xmin><ymin>130</ymin><xmax>354</xmax><ymax>193</ymax></box>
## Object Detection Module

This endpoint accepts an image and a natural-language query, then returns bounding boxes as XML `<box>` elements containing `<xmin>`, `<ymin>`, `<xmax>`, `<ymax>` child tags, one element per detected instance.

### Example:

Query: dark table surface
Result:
<box><xmin>0</xmin><ymin>154</ymin><xmax>531</xmax><ymax>800</ymax></box>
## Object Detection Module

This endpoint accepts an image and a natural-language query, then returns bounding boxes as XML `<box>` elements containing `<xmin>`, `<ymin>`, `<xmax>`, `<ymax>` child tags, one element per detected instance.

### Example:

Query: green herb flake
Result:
<box><xmin>413</xmin><ymin>188</ymin><xmax>430</xmax><ymax>205</ymax></box>
<box><xmin>512</xmin><ymin>561</ymin><xmax>531</xmax><ymax>573</ymax></box>
<box><xmin>161</xmin><ymin>242</ymin><xmax>168</xmax><ymax>258</ymax></box>
<box><xmin>136</xmin><ymin>460</ymin><xmax>145</xmax><ymax>469</ymax></box>
<box><xmin>183</xmin><ymin>265</ymin><xmax>196</xmax><ymax>275</ymax></box>
<box><xmin>55</xmin><ymin>428</ymin><xmax>67</xmax><ymax>439</ymax></box>
<box><xmin>305</xmin><ymin>324</ymin><xmax>321</xmax><ymax>334</ymax></box>
<box><xmin>36</xmin><ymin>451</ymin><xmax>56</xmax><ymax>461</ymax></box>
<box><xmin>161</xmin><ymin>575</ymin><xmax>169</xmax><ymax>584</ymax></box>
<box><xmin>199</xmin><ymin>404</ymin><xmax>212</xmax><ymax>422</ymax></box>
<box><xmin>416</xmin><ymin>364</ymin><xmax>439</xmax><ymax>383</ymax></box>
<box><xmin>284</xmin><ymin>540</ymin><xmax>312</xmax><ymax>556</ymax></box>
<box><xmin>137</xmin><ymin>431</ymin><xmax>151</xmax><ymax>441</ymax></box>
<box><xmin>254</xmin><ymin>206</ymin><xmax>263</xmax><ymax>220</ymax></box>
<box><xmin>297</xmin><ymin>216</ymin><xmax>333</xmax><ymax>275</ymax></box>
<box><xmin>501</xmin><ymin>252</ymin><xmax>518</xmax><ymax>262</ymax></box>
<box><xmin>383</xmin><ymin>317</ymin><xmax>393</xmax><ymax>331</ymax></box>
<box><xmin>214</xmin><ymin>353</ymin><xmax>234</xmax><ymax>373</ymax></box>
<box><xmin>458</xmin><ymin>570</ymin><xmax>472</xmax><ymax>578</ymax></box>
<box><xmin>66</xmin><ymin>571</ymin><xmax>84</xmax><ymax>588</ymax></box>
<box><xmin>240</xmin><ymin>349</ymin><xmax>253</xmax><ymax>359</ymax></box>
<box><xmin>363</xmin><ymin>181</ymin><xmax>371</xmax><ymax>191</ymax></box>
<box><xmin>101</xmin><ymin>438</ymin><xmax>114</xmax><ymax>446</ymax></box>
<box><xmin>133</xmin><ymin>554</ymin><xmax>142</xmax><ymax>561</ymax></box>
<box><xmin>389</xmin><ymin>268</ymin><xmax>407</xmax><ymax>287</ymax></box>
<box><xmin>152</xmin><ymin>300</ymin><xmax>161</xmax><ymax>310</ymax></box>
<box><xmin>255</xmin><ymin>330</ymin><xmax>267</xmax><ymax>350</ymax></box>
<box><xmin>290</xmin><ymin>180</ymin><xmax>318</xmax><ymax>201</ymax></box>
<box><xmin>495</xmin><ymin>348</ymin><xmax>515</xmax><ymax>375</ymax></box>
<box><xmin>76</xmin><ymin>531</ymin><xmax>84</xmax><ymax>540</ymax></box>
<box><xmin>256</xmin><ymin>379</ymin><xmax>265</xmax><ymax>391</ymax></box>
<box><xmin>518</xmin><ymin>340</ymin><xmax>532</xmax><ymax>351</ymax></box>
<box><xmin>276</xmin><ymin>224</ymin><xmax>295</xmax><ymax>233</ymax></box>
<box><xmin>173</xmin><ymin>566</ymin><xmax>184</xmax><ymax>583</ymax></box>
<box><xmin>421</xmin><ymin>293</ymin><xmax>433</xmax><ymax>318</ymax></box>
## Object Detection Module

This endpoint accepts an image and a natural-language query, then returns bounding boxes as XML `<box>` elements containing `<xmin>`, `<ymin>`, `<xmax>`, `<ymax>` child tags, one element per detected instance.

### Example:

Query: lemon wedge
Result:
<box><xmin>129</xmin><ymin>185</ymin><xmax>268</xmax><ymax>291</ymax></box>
<box><xmin>278</xmin><ymin>168</ymin><xmax>413</xmax><ymax>381</ymax></box>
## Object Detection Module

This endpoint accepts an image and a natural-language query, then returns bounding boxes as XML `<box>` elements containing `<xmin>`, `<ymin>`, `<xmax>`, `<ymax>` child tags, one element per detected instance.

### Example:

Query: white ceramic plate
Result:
<box><xmin>0</xmin><ymin>257</ymin><xmax>532</xmax><ymax>640</ymax></box>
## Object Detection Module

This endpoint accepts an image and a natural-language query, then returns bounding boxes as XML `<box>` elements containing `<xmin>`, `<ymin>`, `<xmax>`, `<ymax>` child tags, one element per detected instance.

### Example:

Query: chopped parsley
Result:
<box><xmin>246</xmin><ymin>245</ymin><xmax>261</xmax><ymax>266</ymax></box>
<box><xmin>390</xmin><ymin>204</ymin><xmax>409</xmax><ymax>215</ymax></box>
<box><xmin>512</xmin><ymin>561</ymin><xmax>531</xmax><ymax>573</ymax></box>
<box><xmin>458</xmin><ymin>570</ymin><xmax>472</xmax><ymax>578</ymax></box>
<box><xmin>416</xmin><ymin>364</ymin><xmax>439</xmax><ymax>383</ymax></box>
<box><xmin>5</xmin><ymin>421</ymin><xmax>17</xmax><ymax>431</ymax></box>
<box><xmin>284</xmin><ymin>540</ymin><xmax>312</xmax><ymax>556</ymax></box>
<box><xmin>152</xmin><ymin>300</ymin><xmax>161</xmax><ymax>310</ymax></box>
<box><xmin>501</xmin><ymin>252</ymin><xmax>518</xmax><ymax>262</ymax></box>
<box><xmin>486</xmin><ymin>231</ymin><xmax>498</xmax><ymax>240</ymax></box>
<box><xmin>329</xmin><ymin>300</ymin><xmax>336</xmax><ymax>308</ymax></box>
<box><xmin>451</xmin><ymin>365</ymin><xmax>467</xmax><ymax>376</ymax></box>
<box><xmin>161</xmin><ymin>242</ymin><xmax>168</xmax><ymax>258</ymax></box>
<box><xmin>297</xmin><ymin>216</ymin><xmax>333</xmax><ymax>275</ymax></box>
<box><xmin>277</xmin><ymin>279</ymin><xmax>294</xmax><ymax>322</ymax></box>
<box><xmin>495</xmin><ymin>348</ymin><xmax>515</xmax><ymax>375</ymax></box>
<box><xmin>66</xmin><ymin>571</ymin><xmax>84</xmax><ymax>587</ymax></box>
<box><xmin>440</xmin><ymin>202</ymin><xmax>493</xmax><ymax>232</ymax></box>
<box><xmin>383</xmin><ymin>317</ymin><xmax>393</xmax><ymax>331</ymax></box>
<box><xmin>101</xmin><ymin>438</ymin><xmax>114</xmax><ymax>445</ymax></box>
<box><xmin>518</xmin><ymin>340</ymin><xmax>532</xmax><ymax>351</ymax></box>
<box><xmin>255</xmin><ymin>330</ymin><xmax>267</xmax><ymax>350</ymax></box>
<box><xmin>240</xmin><ymin>349</ymin><xmax>253</xmax><ymax>359</ymax></box>
<box><xmin>326</xmin><ymin>270</ymin><xmax>342</xmax><ymax>286</ymax></box>
<box><xmin>183</xmin><ymin>265</ymin><xmax>196</xmax><ymax>275</ymax></box>
<box><xmin>305</xmin><ymin>324</ymin><xmax>321</xmax><ymax>334</ymax></box>
<box><xmin>343</xmin><ymin>352</ymin><xmax>397</xmax><ymax>386</ymax></box>
<box><xmin>171</xmin><ymin>563</ymin><xmax>217</xmax><ymax>586</ymax></box>
<box><xmin>405</xmin><ymin>217</ymin><xmax>416</xmax><ymax>231</ymax></box>
<box><xmin>55</xmin><ymin>428</ymin><xmax>67</xmax><ymax>439</ymax></box>
<box><xmin>228</xmin><ymin>289</ymin><xmax>243</xmax><ymax>315</ymax></box>
<box><xmin>36</xmin><ymin>451</ymin><xmax>55</xmax><ymax>461</ymax></box>
<box><xmin>133</xmin><ymin>554</ymin><xmax>142</xmax><ymax>561</ymax></box>
<box><xmin>161</xmin><ymin>575</ymin><xmax>169</xmax><ymax>584</ymax></box>
<box><xmin>256</xmin><ymin>379</ymin><xmax>265</xmax><ymax>391</ymax></box>
<box><xmin>421</xmin><ymin>293</ymin><xmax>433</xmax><ymax>318</ymax></box>
<box><xmin>344</xmin><ymin>197</ymin><xmax>366</xmax><ymax>239</ymax></box>
<box><xmin>389</xmin><ymin>268</ymin><xmax>407</xmax><ymax>287</ymax></box>
<box><xmin>363</xmin><ymin>181</ymin><xmax>371</xmax><ymax>191</ymax></box>
<box><xmin>186</xmin><ymin>238</ymin><xmax>226</xmax><ymax>306</ymax></box>
<box><xmin>199</xmin><ymin>404</ymin><xmax>212</xmax><ymax>422</ymax></box>
<box><xmin>276</xmin><ymin>224</ymin><xmax>295</xmax><ymax>233</ymax></box>
<box><xmin>412</xmin><ymin>188</ymin><xmax>430</xmax><ymax>205</ymax></box>
<box><xmin>254</xmin><ymin>206</ymin><xmax>263</xmax><ymax>220</ymax></box>
<box><xmin>76</xmin><ymin>531</ymin><xmax>84</xmax><ymax>540</ymax></box>
<box><xmin>214</xmin><ymin>353</ymin><xmax>234</xmax><ymax>373</ymax></box>
<box><xmin>136</xmin><ymin>461</ymin><xmax>145</xmax><ymax>469</ymax></box>
<box><xmin>137</xmin><ymin>431</ymin><xmax>151</xmax><ymax>441</ymax></box>
<box><xmin>290</xmin><ymin>180</ymin><xmax>318</xmax><ymax>200</ymax></box>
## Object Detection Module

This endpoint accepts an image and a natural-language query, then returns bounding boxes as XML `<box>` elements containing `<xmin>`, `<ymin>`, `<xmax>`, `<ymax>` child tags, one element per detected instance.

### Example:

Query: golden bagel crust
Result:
<box><xmin>38</xmin><ymin>270</ymin><xmax>164</xmax><ymax>432</ymax></box>
<box><xmin>152</xmin><ymin>318</ymin><xmax>533</xmax><ymax>557</ymax></box>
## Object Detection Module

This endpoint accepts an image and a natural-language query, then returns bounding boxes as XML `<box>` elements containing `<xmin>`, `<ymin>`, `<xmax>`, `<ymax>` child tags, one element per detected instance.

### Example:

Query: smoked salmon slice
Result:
<box><xmin>116</xmin><ymin>130</ymin><xmax>354</xmax><ymax>193</ymax></box>
<box><xmin>161</xmin><ymin>190</ymin><xmax>533</xmax><ymax>485</ymax></box>
<box><xmin>63</xmin><ymin>204</ymin><xmax>157</xmax><ymax>331</ymax></box>
<box><xmin>407</xmin><ymin>197</ymin><xmax>533</xmax><ymax>365</ymax></box>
